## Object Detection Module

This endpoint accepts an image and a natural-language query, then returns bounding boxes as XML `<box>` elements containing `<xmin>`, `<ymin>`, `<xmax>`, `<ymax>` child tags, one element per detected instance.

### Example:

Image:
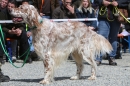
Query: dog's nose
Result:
<box><xmin>8</xmin><ymin>8</ymin><xmax>12</xmax><ymax>13</ymax></box>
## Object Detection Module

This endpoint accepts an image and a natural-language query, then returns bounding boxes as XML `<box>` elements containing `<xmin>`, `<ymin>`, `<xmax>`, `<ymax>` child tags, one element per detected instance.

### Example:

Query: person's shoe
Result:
<box><xmin>108</xmin><ymin>57</ymin><xmax>117</xmax><ymax>66</ymax></box>
<box><xmin>30</xmin><ymin>51</ymin><xmax>40</xmax><ymax>61</ymax></box>
<box><xmin>26</xmin><ymin>58</ymin><xmax>32</xmax><ymax>64</ymax></box>
<box><xmin>96</xmin><ymin>61</ymin><xmax>101</xmax><ymax>66</ymax></box>
<box><xmin>12</xmin><ymin>56</ymin><xmax>16</xmax><ymax>63</ymax></box>
<box><xmin>0</xmin><ymin>58</ymin><xmax>5</xmax><ymax>64</ymax></box>
<box><xmin>0</xmin><ymin>71</ymin><xmax>10</xmax><ymax>82</ymax></box>
<box><xmin>68</xmin><ymin>54</ymin><xmax>73</xmax><ymax>60</ymax></box>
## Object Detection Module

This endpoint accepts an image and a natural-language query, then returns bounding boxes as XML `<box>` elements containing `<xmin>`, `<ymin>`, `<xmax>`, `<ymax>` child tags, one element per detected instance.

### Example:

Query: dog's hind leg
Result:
<box><xmin>70</xmin><ymin>50</ymin><xmax>83</xmax><ymax>80</ymax></box>
<box><xmin>82</xmin><ymin>51</ymin><xmax>97</xmax><ymax>80</ymax></box>
<box><xmin>39</xmin><ymin>55</ymin><xmax>55</xmax><ymax>84</ymax></box>
<box><xmin>87</xmin><ymin>57</ymin><xmax>97</xmax><ymax>80</ymax></box>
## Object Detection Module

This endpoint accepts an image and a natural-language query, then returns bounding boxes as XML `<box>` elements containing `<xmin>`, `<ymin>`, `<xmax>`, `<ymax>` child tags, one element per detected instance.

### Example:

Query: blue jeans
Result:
<box><xmin>96</xmin><ymin>20</ymin><xmax>120</xmax><ymax>62</ymax></box>
<box><xmin>28</xmin><ymin>36</ymin><xmax>34</xmax><ymax>52</ymax></box>
<box><xmin>42</xmin><ymin>16</ymin><xmax>50</xmax><ymax>19</ymax></box>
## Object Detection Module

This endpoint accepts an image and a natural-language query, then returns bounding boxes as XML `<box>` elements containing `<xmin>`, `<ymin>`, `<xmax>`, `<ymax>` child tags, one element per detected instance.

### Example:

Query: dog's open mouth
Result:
<box><xmin>12</xmin><ymin>17</ymin><xmax>23</xmax><ymax>23</ymax></box>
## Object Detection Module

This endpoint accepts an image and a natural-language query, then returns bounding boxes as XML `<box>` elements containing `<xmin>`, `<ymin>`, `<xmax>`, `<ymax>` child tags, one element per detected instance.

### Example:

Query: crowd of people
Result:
<box><xmin>0</xmin><ymin>0</ymin><xmax>130</xmax><ymax>83</ymax></box>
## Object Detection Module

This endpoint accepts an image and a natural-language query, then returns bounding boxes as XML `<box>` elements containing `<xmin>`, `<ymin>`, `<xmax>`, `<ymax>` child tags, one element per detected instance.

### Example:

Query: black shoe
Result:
<box><xmin>30</xmin><ymin>51</ymin><xmax>40</xmax><ymax>61</ymax></box>
<box><xmin>26</xmin><ymin>58</ymin><xmax>32</xmax><ymax>64</ymax></box>
<box><xmin>108</xmin><ymin>57</ymin><xmax>117</xmax><ymax>66</ymax></box>
<box><xmin>33</xmin><ymin>57</ymin><xmax>41</xmax><ymax>61</ymax></box>
<box><xmin>0</xmin><ymin>72</ymin><xmax>10</xmax><ymax>82</ymax></box>
<box><xmin>68</xmin><ymin>55</ymin><xmax>73</xmax><ymax>60</ymax></box>
<box><xmin>96</xmin><ymin>61</ymin><xmax>101</xmax><ymax>66</ymax></box>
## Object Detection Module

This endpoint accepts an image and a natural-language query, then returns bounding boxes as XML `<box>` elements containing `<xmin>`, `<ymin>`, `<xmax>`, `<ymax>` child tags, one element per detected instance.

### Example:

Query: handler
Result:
<box><xmin>0</xmin><ymin>0</ymin><xmax>10</xmax><ymax>82</ymax></box>
<box><xmin>95</xmin><ymin>0</ymin><xmax>129</xmax><ymax>66</ymax></box>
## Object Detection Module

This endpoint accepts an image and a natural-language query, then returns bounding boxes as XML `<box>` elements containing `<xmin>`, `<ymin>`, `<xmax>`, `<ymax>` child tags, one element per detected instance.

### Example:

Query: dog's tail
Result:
<box><xmin>81</xmin><ymin>32</ymin><xmax>113</xmax><ymax>68</ymax></box>
<box><xmin>92</xmin><ymin>34</ymin><xmax>113</xmax><ymax>57</ymax></box>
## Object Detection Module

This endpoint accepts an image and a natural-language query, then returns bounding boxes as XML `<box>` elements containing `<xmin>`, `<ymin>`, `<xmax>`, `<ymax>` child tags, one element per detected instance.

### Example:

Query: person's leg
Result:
<box><xmin>11</xmin><ymin>40</ymin><xmax>17</xmax><ymax>62</ymax></box>
<box><xmin>96</xmin><ymin>20</ymin><xmax>110</xmax><ymax>64</ymax></box>
<box><xmin>0</xmin><ymin>33</ymin><xmax>5</xmax><ymax>64</ymax></box>
<box><xmin>0</xmin><ymin>45</ymin><xmax>4</xmax><ymax>64</ymax></box>
<box><xmin>8</xmin><ymin>29</ymin><xmax>31</xmax><ymax>63</ymax></box>
<box><xmin>108</xmin><ymin>20</ymin><xmax>121</xmax><ymax>65</ymax></box>
<box><xmin>42</xmin><ymin>16</ymin><xmax>50</xmax><ymax>19</ymax></box>
<box><xmin>28</xmin><ymin>36</ymin><xmax>34</xmax><ymax>52</ymax></box>
<box><xmin>18</xmin><ymin>30</ymin><xmax>31</xmax><ymax>62</ymax></box>
<box><xmin>0</xmin><ymin>63</ymin><xmax>10</xmax><ymax>82</ymax></box>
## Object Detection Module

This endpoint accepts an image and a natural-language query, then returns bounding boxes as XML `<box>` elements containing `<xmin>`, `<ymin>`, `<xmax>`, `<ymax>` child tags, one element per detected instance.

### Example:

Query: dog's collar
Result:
<box><xmin>31</xmin><ymin>20</ymin><xmax>43</xmax><ymax>29</ymax></box>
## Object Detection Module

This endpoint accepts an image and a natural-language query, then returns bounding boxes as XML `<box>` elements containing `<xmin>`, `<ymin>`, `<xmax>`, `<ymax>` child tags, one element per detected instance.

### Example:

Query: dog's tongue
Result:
<box><xmin>12</xmin><ymin>17</ymin><xmax>23</xmax><ymax>22</ymax></box>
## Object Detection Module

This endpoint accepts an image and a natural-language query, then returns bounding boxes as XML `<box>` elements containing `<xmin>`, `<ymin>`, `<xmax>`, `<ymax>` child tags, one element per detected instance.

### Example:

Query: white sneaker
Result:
<box><xmin>12</xmin><ymin>56</ymin><xmax>16</xmax><ymax>62</ymax></box>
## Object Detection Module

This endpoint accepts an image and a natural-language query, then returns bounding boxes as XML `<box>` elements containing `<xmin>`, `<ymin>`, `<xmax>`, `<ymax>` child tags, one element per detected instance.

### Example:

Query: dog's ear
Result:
<box><xmin>29</xmin><ymin>5</ymin><xmax>37</xmax><ymax>11</ymax></box>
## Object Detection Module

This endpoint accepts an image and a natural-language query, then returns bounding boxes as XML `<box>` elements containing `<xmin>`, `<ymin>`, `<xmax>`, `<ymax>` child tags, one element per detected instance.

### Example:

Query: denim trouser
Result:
<box><xmin>96</xmin><ymin>20</ymin><xmax>120</xmax><ymax>62</ymax></box>
<box><xmin>42</xmin><ymin>16</ymin><xmax>50</xmax><ymax>19</ymax></box>
<box><xmin>28</xmin><ymin>36</ymin><xmax>34</xmax><ymax>52</ymax></box>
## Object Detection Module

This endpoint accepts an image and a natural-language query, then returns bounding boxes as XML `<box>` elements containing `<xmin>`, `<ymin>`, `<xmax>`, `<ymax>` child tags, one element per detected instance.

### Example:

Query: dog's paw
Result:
<box><xmin>39</xmin><ymin>80</ymin><xmax>50</xmax><ymax>84</ymax></box>
<box><xmin>70</xmin><ymin>76</ymin><xmax>79</xmax><ymax>80</ymax></box>
<box><xmin>87</xmin><ymin>76</ymin><xmax>96</xmax><ymax>80</ymax></box>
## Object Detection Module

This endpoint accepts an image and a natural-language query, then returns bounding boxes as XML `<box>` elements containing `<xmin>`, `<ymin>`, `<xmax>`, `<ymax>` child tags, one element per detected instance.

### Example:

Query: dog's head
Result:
<box><xmin>10</xmin><ymin>4</ymin><xmax>42</xmax><ymax>27</ymax></box>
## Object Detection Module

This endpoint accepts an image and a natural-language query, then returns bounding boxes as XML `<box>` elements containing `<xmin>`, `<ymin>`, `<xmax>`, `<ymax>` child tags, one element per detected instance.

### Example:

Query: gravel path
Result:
<box><xmin>1</xmin><ymin>53</ymin><xmax>130</xmax><ymax>86</ymax></box>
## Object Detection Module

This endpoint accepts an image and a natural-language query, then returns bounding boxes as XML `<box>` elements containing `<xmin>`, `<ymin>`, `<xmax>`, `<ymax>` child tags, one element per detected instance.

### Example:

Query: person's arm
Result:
<box><xmin>116</xmin><ymin>0</ymin><xmax>129</xmax><ymax>7</ymax></box>
<box><xmin>8</xmin><ymin>24</ymin><xmax>24</xmax><ymax>36</ymax></box>
<box><xmin>1</xmin><ymin>24</ymin><xmax>9</xmax><ymax>33</ymax></box>
<box><xmin>11</xmin><ymin>24</ymin><xmax>24</xmax><ymax>36</ymax></box>
<box><xmin>96</xmin><ymin>0</ymin><xmax>111</xmax><ymax>6</ymax></box>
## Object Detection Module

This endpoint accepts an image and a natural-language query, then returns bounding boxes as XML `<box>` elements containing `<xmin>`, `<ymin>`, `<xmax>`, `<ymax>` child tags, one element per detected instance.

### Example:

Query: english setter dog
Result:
<box><xmin>10</xmin><ymin>4</ymin><xmax>112</xmax><ymax>84</ymax></box>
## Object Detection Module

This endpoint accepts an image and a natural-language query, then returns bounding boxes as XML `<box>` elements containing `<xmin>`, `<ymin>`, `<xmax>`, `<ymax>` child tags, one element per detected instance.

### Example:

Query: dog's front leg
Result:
<box><xmin>70</xmin><ymin>62</ymin><xmax>83</xmax><ymax>80</ymax></box>
<box><xmin>39</xmin><ymin>55</ymin><xmax>54</xmax><ymax>84</ymax></box>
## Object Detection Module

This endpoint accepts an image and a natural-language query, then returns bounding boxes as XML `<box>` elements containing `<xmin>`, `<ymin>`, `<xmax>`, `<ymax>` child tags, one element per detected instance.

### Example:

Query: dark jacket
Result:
<box><xmin>95</xmin><ymin>0</ymin><xmax>129</xmax><ymax>21</ymax></box>
<box><xmin>0</xmin><ymin>7</ymin><xmax>8</xmax><ymax>33</ymax></box>
<box><xmin>33</xmin><ymin>0</ymin><xmax>59</xmax><ymax>14</ymax></box>
<box><xmin>52</xmin><ymin>5</ymin><xmax>77</xmax><ymax>19</ymax></box>
<box><xmin>72</xmin><ymin>0</ymin><xmax>81</xmax><ymax>9</ymax></box>
<box><xmin>76</xmin><ymin>7</ymin><xmax>97</xmax><ymax>29</ymax></box>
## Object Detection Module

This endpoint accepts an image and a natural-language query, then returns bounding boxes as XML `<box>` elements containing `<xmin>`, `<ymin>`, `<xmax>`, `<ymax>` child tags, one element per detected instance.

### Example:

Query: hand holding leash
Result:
<box><xmin>8</xmin><ymin>27</ymin><xmax>16</xmax><ymax>34</ymax></box>
<box><xmin>102</xmin><ymin>0</ymin><xmax>111</xmax><ymax>6</ymax></box>
<box><xmin>15</xmin><ymin>28</ymin><xmax>22</xmax><ymax>36</ymax></box>
<box><xmin>8</xmin><ymin>27</ymin><xmax>22</xmax><ymax>36</ymax></box>
<box><xmin>111</xmin><ymin>1</ymin><xmax>118</xmax><ymax>6</ymax></box>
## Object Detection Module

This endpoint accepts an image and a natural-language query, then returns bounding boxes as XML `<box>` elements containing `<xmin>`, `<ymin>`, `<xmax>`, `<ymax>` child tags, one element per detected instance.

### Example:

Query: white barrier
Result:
<box><xmin>0</xmin><ymin>18</ymin><xmax>97</xmax><ymax>23</ymax></box>
<box><xmin>0</xmin><ymin>18</ymin><xmax>130</xmax><ymax>23</ymax></box>
<box><xmin>0</xmin><ymin>20</ymin><xmax>13</xmax><ymax>23</ymax></box>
